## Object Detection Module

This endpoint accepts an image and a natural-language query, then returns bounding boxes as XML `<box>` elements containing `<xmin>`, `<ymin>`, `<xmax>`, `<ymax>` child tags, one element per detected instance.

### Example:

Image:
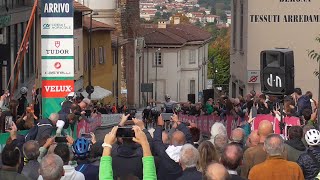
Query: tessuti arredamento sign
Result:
<box><xmin>41</xmin><ymin>0</ymin><xmax>74</xmax><ymax>118</ymax></box>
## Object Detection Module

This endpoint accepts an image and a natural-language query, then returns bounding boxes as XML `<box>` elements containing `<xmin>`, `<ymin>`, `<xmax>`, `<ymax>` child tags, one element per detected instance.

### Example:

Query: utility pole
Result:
<box><xmin>88</xmin><ymin>12</ymin><xmax>93</xmax><ymax>99</ymax></box>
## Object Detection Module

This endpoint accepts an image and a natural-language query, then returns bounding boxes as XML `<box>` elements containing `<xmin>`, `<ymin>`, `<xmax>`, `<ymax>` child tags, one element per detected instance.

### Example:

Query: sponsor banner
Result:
<box><xmin>41</xmin><ymin>0</ymin><xmax>73</xmax><ymax>17</ymax></box>
<box><xmin>42</xmin><ymin>80</ymin><xmax>74</xmax><ymax>98</ymax></box>
<box><xmin>41</xmin><ymin>38</ymin><xmax>74</xmax><ymax>57</ymax></box>
<box><xmin>42</xmin><ymin>60</ymin><xmax>74</xmax><ymax>77</ymax></box>
<box><xmin>41</xmin><ymin>17</ymin><xmax>73</xmax><ymax>35</ymax></box>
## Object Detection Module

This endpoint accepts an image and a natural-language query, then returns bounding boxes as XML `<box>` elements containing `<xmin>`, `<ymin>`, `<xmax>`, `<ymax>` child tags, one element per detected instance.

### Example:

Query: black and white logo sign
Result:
<box><xmin>263</xmin><ymin>67</ymin><xmax>285</xmax><ymax>93</ymax></box>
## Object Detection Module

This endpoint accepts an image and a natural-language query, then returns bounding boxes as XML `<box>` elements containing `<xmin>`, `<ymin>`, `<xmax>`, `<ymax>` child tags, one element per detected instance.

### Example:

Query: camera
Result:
<box><xmin>55</xmin><ymin>136</ymin><xmax>68</xmax><ymax>143</ymax></box>
<box><xmin>126</xmin><ymin>109</ymin><xmax>137</xmax><ymax>120</ymax></box>
<box><xmin>116</xmin><ymin>127</ymin><xmax>135</xmax><ymax>138</ymax></box>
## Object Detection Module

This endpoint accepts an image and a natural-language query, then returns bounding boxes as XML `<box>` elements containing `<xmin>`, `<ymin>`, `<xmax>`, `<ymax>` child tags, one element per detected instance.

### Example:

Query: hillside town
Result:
<box><xmin>140</xmin><ymin>0</ymin><xmax>231</xmax><ymax>28</ymax></box>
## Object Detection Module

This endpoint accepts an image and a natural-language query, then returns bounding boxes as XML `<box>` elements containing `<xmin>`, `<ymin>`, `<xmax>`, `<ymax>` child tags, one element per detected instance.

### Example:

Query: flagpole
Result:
<box><xmin>7</xmin><ymin>0</ymin><xmax>38</xmax><ymax>96</ymax></box>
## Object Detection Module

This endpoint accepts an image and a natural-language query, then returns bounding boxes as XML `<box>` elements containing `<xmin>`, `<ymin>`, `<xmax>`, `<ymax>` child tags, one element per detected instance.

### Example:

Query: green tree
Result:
<box><xmin>308</xmin><ymin>36</ymin><xmax>320</xmax><ymax>76</ymax></box>
<box><xmin>208</xmin><ymin>29</ymin><xmax>231</xmax><ymax>85</ymax></box>
<box><xmin>155</xmin><ymin>12</ymin><xmax>162</xmax><ymax>18</ymax></box>
<box><xmin>195</xmin><ymin>19</ymin><xmax>202</xmax><ymax>27</ymax></box>
<box><xmin>155</xmin><ymin>5</ymin><xmax>161</xmax><ymax>10</ymax></box>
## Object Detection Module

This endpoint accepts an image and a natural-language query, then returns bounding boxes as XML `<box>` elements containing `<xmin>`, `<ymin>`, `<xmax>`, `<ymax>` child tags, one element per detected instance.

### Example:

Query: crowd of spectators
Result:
<box><xmin>0</xmin><ymin>87</ymin><xmax>320</xmax><ymax>180</ymax></box>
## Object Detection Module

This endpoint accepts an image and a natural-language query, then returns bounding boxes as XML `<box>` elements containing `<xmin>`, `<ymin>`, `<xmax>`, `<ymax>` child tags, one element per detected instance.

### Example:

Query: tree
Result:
<box><xmin>170</xmin><ymin>13</ymin><xmax>190</xmax><ymax>24</ymax></box>
<box><xmin>155</xmin><ymin>5</ymin><xmax>161</xmax><ymax>10</ymax></box>
<box><xmin>208</xmin><ymin>29</ymin><xmax>231</xmax><ymax>85</ymax></box>
<box><xmin>195</xmin><ymin>19</ymin><xmax>202</xmax><ymax>27</ymax></box>
<box><xmin>308</xmin><ymin>36</ymin><xmax>320</xmax><ymax>76</ymax></box>
<box><xmin>155</xmin><ymin>12</ymin><xmax>162</xmax><ymax>19</ymax></box>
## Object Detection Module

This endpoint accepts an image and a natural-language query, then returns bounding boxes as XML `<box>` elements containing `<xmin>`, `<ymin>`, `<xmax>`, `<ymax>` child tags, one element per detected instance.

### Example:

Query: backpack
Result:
<box><xmin>25</xmin><ymin>122</ymin><xmax>52</xmax><ymax>141</ymax></box>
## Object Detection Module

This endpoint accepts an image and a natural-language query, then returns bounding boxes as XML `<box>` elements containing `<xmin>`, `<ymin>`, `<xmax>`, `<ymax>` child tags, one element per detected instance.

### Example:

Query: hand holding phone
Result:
<box><xmin>5</xmin><ymin>116</ymin><xmax>13</xmax><ymax>131</ymax></box>
<box><xmin>55</xmin><ymin>136</ymin><xmax>68</xmax><ymax>143</ymax></box>
<box><xmin>116</xmin><ymin>127</ymin><xmax>135</xmax><ymax>138</ymax></box>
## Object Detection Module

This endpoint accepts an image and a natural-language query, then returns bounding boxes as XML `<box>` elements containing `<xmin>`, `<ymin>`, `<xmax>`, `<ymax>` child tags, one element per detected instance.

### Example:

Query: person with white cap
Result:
<box><xmin>297</xmin><ymin>129</ymin><xmax>320</xmax><ymax>180</ymax></box>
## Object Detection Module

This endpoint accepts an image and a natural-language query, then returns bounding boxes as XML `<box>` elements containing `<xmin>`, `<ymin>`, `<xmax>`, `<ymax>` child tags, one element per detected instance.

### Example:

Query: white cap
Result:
<box><xmin>56</xmin><ymin>120</ymin><xmax>65</xmax><ymax>129</ymax></box>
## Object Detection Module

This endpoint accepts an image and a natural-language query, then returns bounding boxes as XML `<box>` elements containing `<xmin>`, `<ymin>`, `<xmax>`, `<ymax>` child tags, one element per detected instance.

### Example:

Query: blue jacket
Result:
<box><xmin>297</xmin><ymin>147</ymin><xmax>320</xmax><ymax>180</ymax></box>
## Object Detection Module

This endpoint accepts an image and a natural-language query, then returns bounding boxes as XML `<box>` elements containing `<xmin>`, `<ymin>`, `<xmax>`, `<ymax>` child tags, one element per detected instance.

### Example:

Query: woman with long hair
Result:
<box><xmin>197</xmin><ymin>141</ymin><xmax>219</xmax><ymax>173</ymax></box>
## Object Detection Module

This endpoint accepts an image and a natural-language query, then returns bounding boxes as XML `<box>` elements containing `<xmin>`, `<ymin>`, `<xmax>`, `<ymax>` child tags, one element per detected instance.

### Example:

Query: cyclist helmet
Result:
<box><xmin>66</xmin><ymin>92</ymin><xmax>76</xmax><ymax>100</ymax></box>
<box><xmin>20</xmin><ymin>87</ymin><xmax>28</xmax><ymax>95</ymax></box>
<box><xmin>72</xmin><ymin>137</ymin><xmax>92</xmax><ymax>159</ymax></box>
<box><xmin>305</xmin><ymin>129</ymin><xmax>320</xmax><ymax>146</ymax></box>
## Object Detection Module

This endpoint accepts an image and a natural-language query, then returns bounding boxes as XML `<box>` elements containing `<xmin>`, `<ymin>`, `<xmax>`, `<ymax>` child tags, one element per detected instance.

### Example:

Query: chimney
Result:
<box><xmin>174</xmin><ymin>17</ymin><xmax>180</xmax><ymax>24</ymax></box>
<box><xmin>158</xmin><ymin>21</ymin><xmax>166</xmax><ymax>28</ymax></box>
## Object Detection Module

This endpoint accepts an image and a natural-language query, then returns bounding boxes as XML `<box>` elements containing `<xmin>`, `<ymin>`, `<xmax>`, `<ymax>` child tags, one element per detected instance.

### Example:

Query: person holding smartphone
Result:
<box><xmin>0</xmin><ymin>100</ymin><xmax>19</xmax><ymax>133</ymax></box>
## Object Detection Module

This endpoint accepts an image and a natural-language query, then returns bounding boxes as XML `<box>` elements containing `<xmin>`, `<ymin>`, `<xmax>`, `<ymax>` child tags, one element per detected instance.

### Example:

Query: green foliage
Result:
<box><xmin>155</xmin><ymin>12</ymin><xmax>162</xmax><ymax>18</ymax></box>
<box><xmin>308</xmin><ymin>37</ymin><xmax>320</xmax><ymax>76</ymax></box>
<box><xmin>207</xmin><ymin>29</ymin><xmax>231</xmax><ymax>84</ymax></box>
<box><xmin>155</xmin><ymin>5</ymin><xmax>161</xmax><ymax>10</ymax></box>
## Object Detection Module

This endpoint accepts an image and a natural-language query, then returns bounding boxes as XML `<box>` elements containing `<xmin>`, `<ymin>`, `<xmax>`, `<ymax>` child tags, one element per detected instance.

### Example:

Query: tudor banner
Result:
<box><xmin>41</xmin><ymin>0</ymin><xmax>74</xmax><ymax>118</ymax></box>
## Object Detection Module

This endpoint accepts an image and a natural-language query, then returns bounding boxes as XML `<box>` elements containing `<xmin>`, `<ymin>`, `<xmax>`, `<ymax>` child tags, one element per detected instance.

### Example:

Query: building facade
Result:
<box><xmin>230</xmin><ymin>0</ymin><xmax>320</xmax><ymax>98</ymax></box>
<box><xmin>137</xmin><ymin>22</ymin><xmax>211</xmax><ymax>106</ymax></box>
<box><xmin>0</xmin><ymin>0</ymin><xmax>36</xmax><ymax>98</ymax></box>
<box><xmin>83</xmin><ymin>18</ymin><xmax>115</xmax><ymax>104</ymax></box>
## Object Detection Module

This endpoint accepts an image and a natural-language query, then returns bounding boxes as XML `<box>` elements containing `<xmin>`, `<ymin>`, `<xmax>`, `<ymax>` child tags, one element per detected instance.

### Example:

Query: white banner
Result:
<box><xmin>42</xmin><ymin>60</ymin><xmax>74</xmax><ymax>77</ymax></box>
<box><xmin>41</xmin><ymin>17</ymin><xmax>73</xmax><ymax>35</ymax></box>
<box><xmin>41</xmin><ymin>38</ymin><xmax>74</xmax><ymax>57</ymax></box>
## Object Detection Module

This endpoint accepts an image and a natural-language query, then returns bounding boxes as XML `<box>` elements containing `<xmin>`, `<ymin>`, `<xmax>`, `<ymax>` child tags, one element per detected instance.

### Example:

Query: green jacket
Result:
<box><xmin>205</xmin><ymin>103</ymin><xmax>213</xmax><ymax>114</ymax></box>
<box><xmin>99</xmin><ymin>156</ymin><xmax>157</xmax><ymax>180</ymax></box>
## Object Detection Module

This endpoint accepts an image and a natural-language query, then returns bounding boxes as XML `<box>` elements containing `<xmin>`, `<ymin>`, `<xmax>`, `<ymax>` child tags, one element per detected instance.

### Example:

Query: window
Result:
<box><xmin>84</xmin><ymin>52</ymin><xmax>88</xmax><ymax>72</ymax></box>
<box><xmin>154</xmin><ymin>52</ymin><xmax>162</xmax><ymax>67</ymax></box>
<box><xmin>91</xmin><ymin>48</ymin><xmax>96</xmax><ymax>67</ymax></box>
<box><xmin>232</xmin><ymin>0</ymin><xmax>237</xmax><ymax>49</ymax></box>
<box><xmin>240</xmin><ymin>1</ymin><xmax>244</xmax><ymax>51</ymax></box>
<box><xmin>239</xmin><ymin>87</ymin><xmax>244</xmax><ymax>97</ymax></box>
<box><xmin>190</xmin><ymin>80</ymin><xmax>195</xmax><ymax>94</ymax></box>
<box><xmin>99</xmin><ymin>46</ymin><xmax>105</xmax><ymax>64</ymax></box>
<box><xmin>189</xmin><ymin>50</ymin><xmax>196</xmax><ymax>64</ymax></box>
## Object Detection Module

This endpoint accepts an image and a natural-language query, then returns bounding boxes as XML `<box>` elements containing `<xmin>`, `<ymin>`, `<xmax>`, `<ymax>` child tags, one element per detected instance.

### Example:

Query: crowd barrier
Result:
<box><xmin>77</xmin><ymin>114</ymin><xmax>102</xmax><ymax>137</ymax></box>
<box><xmin>179</xmin><ymin>113</ymin><xmax>300</xmax><ymax>138</ymax></box>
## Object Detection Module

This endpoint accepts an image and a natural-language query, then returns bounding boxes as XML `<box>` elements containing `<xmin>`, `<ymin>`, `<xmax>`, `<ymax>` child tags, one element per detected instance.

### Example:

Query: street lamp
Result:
<box><xmin>155</xmin><ymin>48</ymin><xmax>161</xmax><ymax>103</ymax></box>
<box><xmin>88</xmin><ymin>11</ymin><xmax>99</xmax><ymax>99</ymax></box>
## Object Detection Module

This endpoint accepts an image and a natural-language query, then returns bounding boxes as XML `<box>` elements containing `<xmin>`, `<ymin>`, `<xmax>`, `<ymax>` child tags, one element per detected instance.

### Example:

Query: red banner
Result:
<box><xmin>42</xmin><ymin>80</ymin><xmax>74</xmax><ymax>98</ymax></box>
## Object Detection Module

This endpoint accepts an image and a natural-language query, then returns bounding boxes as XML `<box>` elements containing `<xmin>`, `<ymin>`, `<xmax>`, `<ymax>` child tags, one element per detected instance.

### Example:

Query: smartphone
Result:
<box><xmin>5</xmin><ymin>116</ymin><xmax>13</xmax><ymax>131</ymax></box>
<box><xmin>81</xmin><ymin>133</ymin><xmax>92</xmax><ymax>139</ymax></box>
<box><xmin>55</xmin><ymin>136</ymin><xmax>68</xmax><ymax>143</ymax></box>
<box><xmin>126</xmin><ymin>109</ymin><xmax>136</xmax><ymax>120</ymax></box>
<box><xmin>85</xmin><ymin>110</ymin><xmax>92</xmax><ymax>117</ymax></box>
<box><xmin>116</xmin><ymin>127</ymin><xmax>135</xmax><ymax>138</ymax></box>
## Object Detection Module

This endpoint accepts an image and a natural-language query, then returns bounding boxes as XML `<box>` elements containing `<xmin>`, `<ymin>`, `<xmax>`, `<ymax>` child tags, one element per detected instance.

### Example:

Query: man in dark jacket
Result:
<box><xmin>177</xmin><ymin>144</ymin><xmax>202</xmax><ymax>180</ymax></box>
<box><xmin>35</xmin><ymin>113</ymin><xmax>59</xmax><ymax>141</ymax></box>
<box><xmin>22</xmin><ymin>140</ymin><xmax>40</xmax><ymax>180</ymax></box>
<box><xmin>294</xmin><ymin>88</ymin><xmax>312</xmax><ymax>116</ymax></box>
<box><xmin>284</xmin><ymin>126</ymin><xmax>306</xmax><ymax>162</ymax></box>
<box><xmin>153</xmin><ymin>114</ymin><xmax>193</xmax><ymax>180</ymax></box>
<box><xmin>111</xmin><ymin>117</ymin><xmax>153</xmax><ymax>179</ymax></box>
<box><xmin>221</xmin><ymin>143</ymin><xmax>246</xmax><ymax>180</ymax></box>
<box><xmin>297</xmin><ymin>129</ymin><xmax>320</xmax><ymax>180</ymax></box>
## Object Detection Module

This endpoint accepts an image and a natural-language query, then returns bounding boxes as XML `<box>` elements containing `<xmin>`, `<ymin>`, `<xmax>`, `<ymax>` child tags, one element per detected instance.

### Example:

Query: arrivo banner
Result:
<box><xmin>41</xmin><ymin>0</ymin><xmax>74</xmax><ymax>118</ymax></box>
<box><xmin>42</xmin><ymin>60</ymin><xmax>74</xmax><ymax>77</ymax></box>
<box><xmin>42</xmin><ymin>80</ymin><xmax>74</xmax><ymax>98</ymax></box>
<box><xmin>41</xmin><ymin>38</ymin><xmax>74</xmax><ymax>57</ymax></box>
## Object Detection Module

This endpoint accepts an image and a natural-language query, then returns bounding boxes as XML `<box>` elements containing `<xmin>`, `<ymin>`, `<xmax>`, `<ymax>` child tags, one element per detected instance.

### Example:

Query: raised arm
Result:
<box><xmin>132</xmin><ymin>126</ymin><xmax>157</xmax><ymax>180</ymax></box>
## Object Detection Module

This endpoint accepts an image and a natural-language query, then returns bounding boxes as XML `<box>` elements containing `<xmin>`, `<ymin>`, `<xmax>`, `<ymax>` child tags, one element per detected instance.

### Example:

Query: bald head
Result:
<box><xmin>171</xmin><ymin>131</ymin><xmax>186</xmax><ymax>146</ymax></box>
<box><xmin>258</xmin><ymin>120</ymin><xmax>273</xmax><ymax>142</ymax></box>
<box><xmin>220</xmin><ymin>144</ymin><xmax>243</xmax><ymax>170</ymax></box>
<box><xmin>246</xmin><ymin>130</ymin><xmax>260</xmax><ymax>148</ymax></box>
<box><xmin>206</xmin><ymin>163</ymin><xmax>230</xmax><ymax>180</ymax></box>
<box><xmin>231</xmin><ymin>128</ymin><xmax>245</xmax><ymax>143</ymax></box>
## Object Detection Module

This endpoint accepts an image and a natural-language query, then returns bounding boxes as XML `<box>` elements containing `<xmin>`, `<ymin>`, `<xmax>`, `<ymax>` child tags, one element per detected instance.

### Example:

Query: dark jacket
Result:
<box><xmin>231</xmin><ymin>174</ymin><xmax>247</xmax><ymax>180</ymax></box>
<box><xmin>111</xmin><ymin>129</ymin><xmax>152</xmax><ymax>179</ymax></box>
<box><xmin>297</xmin><ymin>95</ymin><xmax>312</xmax><ymax>116</ymax></box>
<box><xmin>76</xmin><ymin>161</ymin><xmax>99</xmax><ymax>180</ymax></box>
<box><xmin>297</xmin><ymin>146</ymin><xmax>320</xmax><ymax>180</ymax></box>
<box><xmin>284</xmin><ymin>139</ymin><xmax>306</xmax><ymax>162</ymax></box>
<box><xmin>0</xmin><ymin>167</ymin><xmax>30</xmax><ymax>180</ymax></box>
<box><xmin>22</xmin><ymin>160</ymin><xmax>40</xmax><ymax>180</ymax></box>
<box><xmin>153</xmin><ymin>126</ymin><xmax>182</xmax><ymax>180</ymax></box>
<box><xmin>35</xmin><ymin>118</ymin><xmax>54</xmax><ymax>141</ymax></box>
<box><xmin>177</xmin><ymin>167</ymin><xmax>202</xmax><ymax>180</ymax></box>
<box><xmin>111</xmin><ymin>142</ymin><xmax>143</xmax><ymax>179</ymax></box>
